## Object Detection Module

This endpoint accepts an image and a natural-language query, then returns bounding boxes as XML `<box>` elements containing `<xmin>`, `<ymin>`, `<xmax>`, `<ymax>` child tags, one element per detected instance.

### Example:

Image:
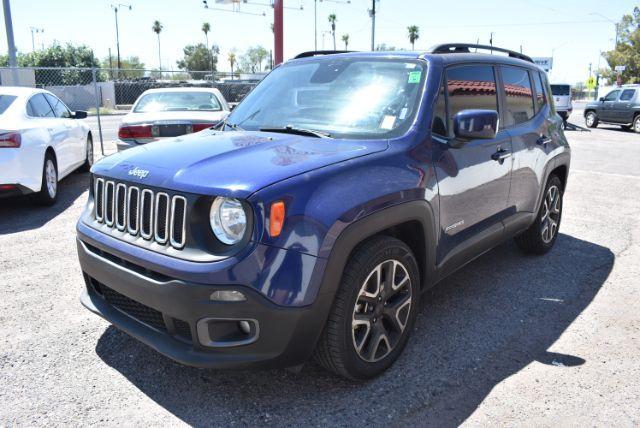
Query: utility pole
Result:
<box><xmin>3</xmin><ymin>0</ymin><xmax>17</xmax><ymax>68</ymax></box>
<box><xmin>274</xmin><ymin>0</ymin><xmax>283</xmax><ymax>65</ymax></box>
<box><xmin>111</xmin><ymin>4</ymin><xmax>132</xmax><ymax>71</ymax></box>
<box><xmin>370</xmin><ymin>0</ymin><xmax>376</xmax><ymax>51</ymax></box>
<box><xmin>489</xmin><ymin>32</ymin><xmax>494</xmax><ymax>53</ymax></box>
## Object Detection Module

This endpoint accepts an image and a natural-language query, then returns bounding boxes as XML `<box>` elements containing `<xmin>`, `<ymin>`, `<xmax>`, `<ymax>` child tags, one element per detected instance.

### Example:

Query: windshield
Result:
<box><xmin>226</xmin><ymin>58</ymin><xmax>426</xmax><ymax>139</ymax></box>
<box><xmin>133</xmin><ymin>91</ymin><xmax>222</xmax><ymax>113</ymax></box>
<box><xmin>551</xmin><ymin>84</ymin><xmax>570</xmax><ymax>96</ymax></box>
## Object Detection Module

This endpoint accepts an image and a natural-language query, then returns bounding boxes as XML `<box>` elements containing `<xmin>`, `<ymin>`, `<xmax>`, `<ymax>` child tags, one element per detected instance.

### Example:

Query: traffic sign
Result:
<box><xmin>615</xmin><ymin>65</ymin><xmax>626</xmax><ymax>72</ymax></box>
<box><xmin>586</xmin><ymin>76</ymin><xmax>596</xmax><ymax>90</ymax></box>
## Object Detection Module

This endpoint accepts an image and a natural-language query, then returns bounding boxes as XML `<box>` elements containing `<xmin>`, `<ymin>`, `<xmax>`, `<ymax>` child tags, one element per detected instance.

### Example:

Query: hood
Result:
<box><xmin>92</xmin><ymin>130</ymin><xmax>388</xmax><ymax>198</ymax></box>
<box><xmin>122</xmin><ymin>110</ymin><xmax>228</xmax><ymax>124</ymax></box>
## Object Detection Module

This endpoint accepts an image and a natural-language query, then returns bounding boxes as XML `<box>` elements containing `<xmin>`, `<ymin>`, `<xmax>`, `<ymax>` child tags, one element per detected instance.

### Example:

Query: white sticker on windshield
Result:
<box><xmin>380</xmin><ymin>115</ymin><xmax>396</xmax><ymax>130</ymax></box>
<box><xmin>399</xmin><ymin>108</ymin><xmax>408</xmax><ymax>120</ymax></box>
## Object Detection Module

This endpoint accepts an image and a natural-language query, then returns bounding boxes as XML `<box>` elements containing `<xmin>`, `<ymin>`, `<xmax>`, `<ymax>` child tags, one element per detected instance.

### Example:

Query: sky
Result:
<box><xmin>0</xmin><ymin>0</ymin><xmax>635</xmax><ymax>84</ymax></box>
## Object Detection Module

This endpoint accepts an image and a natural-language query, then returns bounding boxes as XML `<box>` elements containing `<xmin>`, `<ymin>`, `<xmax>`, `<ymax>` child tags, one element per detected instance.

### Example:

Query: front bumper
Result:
<box><xmin>77</xmin><ymin>236</ymin><xmax>330</xmax><ymax>369</ymax></box>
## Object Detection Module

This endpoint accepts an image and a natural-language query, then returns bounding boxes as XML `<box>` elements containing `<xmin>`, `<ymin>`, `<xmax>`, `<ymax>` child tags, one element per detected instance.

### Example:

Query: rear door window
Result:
<box><xmin>44</xmin><ymin>94</ymin><xmax>71</xmax><ymax>118</ymax></box>
<box><xmin>500</xmin><ymin>66</ymin><xmax>535</xmax><ymax>126</ymax></box>
<box><xmin>620</xmin><ymin>89</ymin><xmax>635</xmax><ymax>101</ymax></box>
<box><xmin>28</xmin><ymin>94</ymin><xmax>55</xmax><ymax>118</ymax></box>
<box><xmin>445</xmin><ymin>65</ymin><xmax>498</xmax><ymax>135</ymax></box>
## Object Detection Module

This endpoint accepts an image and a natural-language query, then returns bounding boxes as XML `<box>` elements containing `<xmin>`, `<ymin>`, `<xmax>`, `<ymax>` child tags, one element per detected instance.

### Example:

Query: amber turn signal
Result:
<box><xmin>269</xmin><ymin>201</ymin><xmax>285</xmax><ymax>237</ymax></box>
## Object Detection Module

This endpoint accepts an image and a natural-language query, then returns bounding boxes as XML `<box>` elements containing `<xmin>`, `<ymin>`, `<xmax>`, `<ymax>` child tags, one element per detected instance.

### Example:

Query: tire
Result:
<box><xmin>585</xmin><ymin>111</ymin><xmax>598</xmax><ymax>128</ymax></box>
<box><xmin>78</xmin><ymin>134</ymin><xmax>93</xmax><ymax>172</ymax></box>
<box><xmin>314</xmin><ymin>235</ymin><xmax>420</xmax><ymax>380</ymax></box>
<box><xmin>633</xmin><ymin>115</ymin><xmax>640</xmax><ymax>134</ymax></box>
<box><xmin>515</xmin><ymin>175</ymin><xmax>563</xmax><ymax>255</ymax></box>
<box><xmin>34</xmin><ymin>152</ymin><xmax>58</xmax><ymax>206</ymax></box>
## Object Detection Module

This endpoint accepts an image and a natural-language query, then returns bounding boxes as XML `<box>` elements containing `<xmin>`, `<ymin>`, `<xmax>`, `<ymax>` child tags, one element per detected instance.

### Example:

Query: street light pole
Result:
<box><xmin>2</xmin><ymin>0</ymin><xmax>17</xmax><ymax>68</ymax></box>
<box><xmin>370</xmin><ymin>0</ymin><xmax>376</xmax><ymax>51</ymax></box>
<box><xmin>30</xmin><ymin>27</ymin><xmax>43</xmax><ymax>52</ymax></box>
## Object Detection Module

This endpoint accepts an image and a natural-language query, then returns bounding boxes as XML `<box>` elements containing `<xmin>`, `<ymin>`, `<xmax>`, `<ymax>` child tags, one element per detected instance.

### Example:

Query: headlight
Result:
<box><xmin>209</xmin><ymin>197</ymin><xmax>247</xmax><ymax>245</ymax></box>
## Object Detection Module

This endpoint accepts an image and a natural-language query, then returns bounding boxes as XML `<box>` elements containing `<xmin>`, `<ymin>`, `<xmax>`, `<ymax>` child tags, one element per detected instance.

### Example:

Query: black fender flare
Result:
<box><xmin>298</xmin><ymin>200</ymin><xmax>437</xmax><ymax>360</ymax></box>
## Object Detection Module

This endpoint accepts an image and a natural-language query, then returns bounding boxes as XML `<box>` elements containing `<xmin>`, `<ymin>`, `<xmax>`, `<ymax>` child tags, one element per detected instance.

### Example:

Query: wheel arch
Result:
<box><xmin>317</xmin><ymin>200</ymin><xmax>438</xmax><ymax>301</ymax></box>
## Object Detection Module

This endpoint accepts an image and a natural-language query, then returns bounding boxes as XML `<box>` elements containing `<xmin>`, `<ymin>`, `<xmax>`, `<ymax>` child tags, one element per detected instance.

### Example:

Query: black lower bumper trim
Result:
<box><xmin>77</xmin><ymin>237</ymin><xmax>331</xmax><ymax>369</ymax></box>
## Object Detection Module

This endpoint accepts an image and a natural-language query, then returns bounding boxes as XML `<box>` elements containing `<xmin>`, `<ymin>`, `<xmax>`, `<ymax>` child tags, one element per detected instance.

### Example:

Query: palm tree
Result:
<box><xmin>152</xmin><ymin>20</ymin><xmax>163</xmax><ymax>70</ymax></box>
<box><xmin>407</xmin><ymin>25</ymin><xmax>419</xmax><ymax>50</ymax></box>
<box><xmin>328</xmin><ymin>14</ymin><xmax>337</xmax><ymax>50</ymax></box>
<box><xmin>342</xmin><ymin>34</ymin><xmax>349</xmax><ymax>50</ymax></box>
<box><xmin>228</xmin><ymin>52</ymin><xmax>236</xmax><ymax>79</ymax></box>
<box><xmin>202</xmin><ymin>22</ymin><xmax>211</xmax><ymax>49</ymax></box>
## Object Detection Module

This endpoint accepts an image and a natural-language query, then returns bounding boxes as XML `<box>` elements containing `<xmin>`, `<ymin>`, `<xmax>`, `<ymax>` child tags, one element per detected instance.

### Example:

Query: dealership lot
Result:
<box><xmin>1</xmin><ymin>116</ymin><xmax>639</xmax><ymax>425</ymax></box>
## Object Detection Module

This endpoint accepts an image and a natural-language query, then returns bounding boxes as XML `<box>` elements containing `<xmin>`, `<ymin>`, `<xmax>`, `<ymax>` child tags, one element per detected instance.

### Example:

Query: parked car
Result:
<box><xmin>584</xmin><ymin>84</ymin><xmax>640</xmax><ymax>132</ymax></box>
<box><xmin>117</xmin><ymin>87</ymin><xmax>230</xmax><ymax>151</ymax></box>
<box><xmin>76</xmin><ymin>44</ymin><xmax>570</xmax><ymax>380</ymax></box>
<box><xmin>0</xmin><ymin>87</ymin><xmax>92</xmax><ymax>205</ymax></box>
<box><xmin>550</xmin><ymin>83</ymin><xmax>573</xmax><ymax>121</ymax></box>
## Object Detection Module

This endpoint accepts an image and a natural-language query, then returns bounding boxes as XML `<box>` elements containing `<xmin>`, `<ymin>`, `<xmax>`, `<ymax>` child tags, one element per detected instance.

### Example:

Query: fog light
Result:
<box><xmin>210</xmin><ymin>290</ymin><xmax>246</xmax><ymax>302</ymax></box>
<box><xmin>238</xmin><ymin>320</ymin><xmax>251</xmax><ymax>334</ymax></box>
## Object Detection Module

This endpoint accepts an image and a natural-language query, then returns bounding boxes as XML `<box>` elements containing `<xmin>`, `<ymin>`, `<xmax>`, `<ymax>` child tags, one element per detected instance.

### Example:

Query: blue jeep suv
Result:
<box><xmin>76</xmin><ymin>44</ymin><xmax>570</xmax><ymax>380</ymax></box>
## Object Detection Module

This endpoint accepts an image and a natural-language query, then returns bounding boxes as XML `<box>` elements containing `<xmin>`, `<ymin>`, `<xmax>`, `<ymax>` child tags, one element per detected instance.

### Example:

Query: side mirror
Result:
<box><xmin>452</xmin><ymin>109</ymin><xmax>498</xmax><ymax>144</ymax></box>
<box><xmin>72</xmin><ymin>110</ymin><xmax>88</xmax><ymax>119</ymax></box>
<box><xmin>599</xmin><ymin>97</ymin><xmax>604</xmax><ymax>102</ymax></box>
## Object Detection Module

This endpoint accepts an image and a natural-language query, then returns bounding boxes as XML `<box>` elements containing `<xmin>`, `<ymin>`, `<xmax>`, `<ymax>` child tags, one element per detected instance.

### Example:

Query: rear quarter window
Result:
<box><xmin>0</xmin><ymin>95</ymin><xmax>17</xmax><ymax>114</ymax></box>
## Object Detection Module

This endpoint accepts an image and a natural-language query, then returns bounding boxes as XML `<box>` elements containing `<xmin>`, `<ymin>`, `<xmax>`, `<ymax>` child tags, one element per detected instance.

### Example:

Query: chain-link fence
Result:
<box><xmin>0</xmin><ymin>66</ymin><xmax>263</xmax><ymax>156</ymax></box>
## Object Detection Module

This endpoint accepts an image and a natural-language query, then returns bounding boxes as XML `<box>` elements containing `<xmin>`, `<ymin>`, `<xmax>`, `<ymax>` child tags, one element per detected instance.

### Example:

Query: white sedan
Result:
<box><xmin>117</xmin><ymin>87</ymin><xmax>230</xmax><ymax>151</ymax></box>
<box><xmin>0</xmin><ymin>87</ymin><xmax>93</xmax><ymax>205</ymax></box>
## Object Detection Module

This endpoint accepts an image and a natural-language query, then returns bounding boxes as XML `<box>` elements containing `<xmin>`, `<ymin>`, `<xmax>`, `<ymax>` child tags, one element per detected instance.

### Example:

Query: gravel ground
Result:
<box><xmin>1</xmin><ymin>113</ymin><xmax>639</xmax><ymax>426</ymax></box>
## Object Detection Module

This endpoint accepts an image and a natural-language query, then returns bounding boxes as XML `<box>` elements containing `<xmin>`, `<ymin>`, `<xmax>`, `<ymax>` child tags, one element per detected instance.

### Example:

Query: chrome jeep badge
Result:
<box><xmin>128</xmin><ymin>167</ymin><xmax>150</xmax><ymax>179</ymax></box>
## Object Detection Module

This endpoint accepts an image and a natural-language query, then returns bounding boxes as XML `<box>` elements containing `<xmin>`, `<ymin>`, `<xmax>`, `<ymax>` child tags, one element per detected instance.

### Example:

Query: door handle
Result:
<box><xmin>491</xmin><ymin>148</ymin><xmax>511</xmax><ymax>162</ymax></box>
<box><xmin>536</xmin><ymin>136</ymin><xmax>552</xmax><ymax>146</ymax></box>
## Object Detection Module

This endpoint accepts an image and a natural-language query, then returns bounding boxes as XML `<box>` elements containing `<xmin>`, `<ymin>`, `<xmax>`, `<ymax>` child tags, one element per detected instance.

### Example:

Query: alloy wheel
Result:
<box><xmin>45</xmin><ymin>159</ymin><xmax>57</xmax><ymax>198</ymax></box>
<box><xmin>352</xmin><ymin>259</ymin><xmax>412</xmax><ymax>363</ymax></box>
<box><xmin>586</xmin><ymin>113</ymin><xmax>595</xmax><ymax>127</ymax></box>
<box><xmin>634</xmin><ymin>117</ymin><xmax>640</xmax><ymax>133</ymax></box>
<box><xmin>540</xmin><ymin>185</ymin><xmax>561</xmax><ymax>244</ymax></box>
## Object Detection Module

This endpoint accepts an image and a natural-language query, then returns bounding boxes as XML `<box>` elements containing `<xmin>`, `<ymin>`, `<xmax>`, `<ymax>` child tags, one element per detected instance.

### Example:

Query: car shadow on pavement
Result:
<box><xmin>95</xmin><ymin>233</ymin><xmax>613</xmax><ymax>426</ymax></box>
<box><xmin>0</xmin><ymin>172</ymin><xmax>89</xmax><ymax>235</ymax></box>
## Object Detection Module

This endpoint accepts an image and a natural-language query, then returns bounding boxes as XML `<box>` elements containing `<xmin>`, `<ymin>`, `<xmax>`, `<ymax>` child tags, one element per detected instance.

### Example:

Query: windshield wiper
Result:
<box><xmin>259</xmin><ymin>125</ymin><xmax>332</xmax><ymax>138</ymax></box>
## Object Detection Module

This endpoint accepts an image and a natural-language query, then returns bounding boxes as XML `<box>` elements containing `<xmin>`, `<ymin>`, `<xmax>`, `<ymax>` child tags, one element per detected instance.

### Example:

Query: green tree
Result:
<box><xmin>238</xmin><ymin>46</ymin><xmax>269</xmax><ymax>73</ymax></box>
<box><xmin>328</xmin><ymin>14</ymin><xmax>337</xmax><ymax>50</ymax></box>
<box><xmin>407</xmin><ymin>25</ymin><xmax>419</xmax><ymax>50</ymax></box>
<box><xmin>342</xmin><ymin>34</ymin><xmax>349</xmax><ymax>50</ymax></box>
<box><xmin>152</xmin><ymin>20</ymin><xmax>163</xmax><ymax>70</ymax></box>
<box><xmin>202</xmin><ymin>22</ymin><xmax>211</xmax><ymax>48</ymax></box>
<box><xmin>601</xmin><ymin>7</ymin><xmax>640</xmax><ymax>84</ymax></box>
<box><xmin>0</xmin><ymin>42</ymin><xmax>100</xmax><ymax>84</ymax></box>
<box><xmin>176</xmin><ymin>43</ymin><xmax>219</xmax><ymax>78</ymax></box>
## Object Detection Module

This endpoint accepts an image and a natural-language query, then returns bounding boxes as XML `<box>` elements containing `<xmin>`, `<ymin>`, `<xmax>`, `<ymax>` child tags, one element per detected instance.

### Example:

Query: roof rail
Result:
<box><xmin>428</xmin><ymin>43</ymin><xmax>534</xmax><ymax>63</ymax></box>
<box><xmin>294</xmin><ymin>50</ymin><xmax>353</xmax><ymax>59</ymax></box>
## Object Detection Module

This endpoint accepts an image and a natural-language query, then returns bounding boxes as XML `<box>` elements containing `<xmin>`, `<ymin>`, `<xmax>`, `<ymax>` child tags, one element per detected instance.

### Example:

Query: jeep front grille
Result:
<box><xmin>94</xmin><ymin>178</ymin><xmax>187</xmax><ymax>249</ymax></box>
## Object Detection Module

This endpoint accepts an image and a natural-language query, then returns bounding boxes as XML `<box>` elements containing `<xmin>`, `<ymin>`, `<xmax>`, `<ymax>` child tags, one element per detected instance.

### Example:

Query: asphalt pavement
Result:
<box><xmin>0</xmin><ymin>111</ymin><xmax>638</xmax><ymax>426</ymax></box>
